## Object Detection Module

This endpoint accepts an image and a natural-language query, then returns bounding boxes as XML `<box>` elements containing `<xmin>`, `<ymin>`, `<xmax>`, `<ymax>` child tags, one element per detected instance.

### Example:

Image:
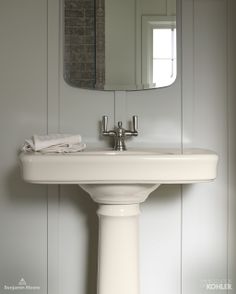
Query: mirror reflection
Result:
<box><xmin>64</xmin><ymin>0</ymin><xmax>176</xmax><ymax>90</ymax></box>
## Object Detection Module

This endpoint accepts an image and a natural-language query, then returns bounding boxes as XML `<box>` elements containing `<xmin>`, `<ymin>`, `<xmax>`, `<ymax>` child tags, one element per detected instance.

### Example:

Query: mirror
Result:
<box><xmin>64</xmin><ymin>0</ymin><xmax>176</xmax><ymax>90</ymax></box>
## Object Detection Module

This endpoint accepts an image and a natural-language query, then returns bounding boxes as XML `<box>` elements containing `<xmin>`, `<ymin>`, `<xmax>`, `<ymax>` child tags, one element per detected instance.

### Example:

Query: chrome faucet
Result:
<box><xmin>102</xmin><ymin>115</ymin><xmax>138</xmax><ymax>151</ymax></box>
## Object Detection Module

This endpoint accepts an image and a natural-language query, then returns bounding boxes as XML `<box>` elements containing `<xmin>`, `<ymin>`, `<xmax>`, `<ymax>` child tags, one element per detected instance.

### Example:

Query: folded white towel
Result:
<box><xmin>22</xmin><ymin>134</ymin><xmax>86</xmax><ymax>153</ymax></box>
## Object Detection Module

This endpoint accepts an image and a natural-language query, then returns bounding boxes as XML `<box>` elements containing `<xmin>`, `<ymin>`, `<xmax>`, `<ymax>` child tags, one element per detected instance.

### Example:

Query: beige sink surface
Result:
<box><xmin>19</xmin><ymin>148</ymin><xmax>218</xmax><ymax>184</ymax></box>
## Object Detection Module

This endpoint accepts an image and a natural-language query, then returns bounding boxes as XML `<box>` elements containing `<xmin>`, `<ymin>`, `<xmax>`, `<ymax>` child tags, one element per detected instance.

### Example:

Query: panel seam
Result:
<box><xmin>46</xmin><ymin>1</ymin><xmax>49</xmax><ymax>294</ymax></box>
<box><xmin>226</xmin><ymin>0</ymin><xmax>230</xmax><ymax>293</ymax></box>
<box><xmin>180</xmin><ymin>0</ymin><xmax>184</xmax><ymax>293</ymax></box>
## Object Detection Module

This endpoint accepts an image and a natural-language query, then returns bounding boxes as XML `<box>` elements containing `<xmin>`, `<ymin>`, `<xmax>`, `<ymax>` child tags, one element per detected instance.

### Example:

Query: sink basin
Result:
<box><xmin>19</xmin><ymin>147</ymin><xmax>218</xmax><ymax>294</ymax></box>
<box><xmin>19</xmin><ymin>148</ymin><xmax>218</xmax><ymax>184</ymax></box>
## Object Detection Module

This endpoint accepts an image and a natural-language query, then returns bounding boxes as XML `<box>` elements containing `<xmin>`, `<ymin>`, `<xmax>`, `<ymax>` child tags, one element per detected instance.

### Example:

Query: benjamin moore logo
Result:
<box><xmin>18</xmin><ymin>279</ymin><xmax>26</xmax><ymax>286</ymax></box>
<box><xmin>3</xmin><ymin>278</ymin><xmax>40</xmax><ymax>291</ymax></box>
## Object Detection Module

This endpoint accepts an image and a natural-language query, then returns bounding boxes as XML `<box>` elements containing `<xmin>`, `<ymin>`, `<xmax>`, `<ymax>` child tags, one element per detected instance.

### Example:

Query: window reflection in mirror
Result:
<box><xmin>141</xmin><ymin>16</ymin><xmax>176</xmax><ymax>89</ymax></box>
<box><xmin>64</xmin><ymin>0</ymin><xmax>177</xmax><ymax>91</ymax></box>
<box><xmin>153</xmin><ymin>28</ymin><xmax>176</xmax><ymax>87</ymax></box>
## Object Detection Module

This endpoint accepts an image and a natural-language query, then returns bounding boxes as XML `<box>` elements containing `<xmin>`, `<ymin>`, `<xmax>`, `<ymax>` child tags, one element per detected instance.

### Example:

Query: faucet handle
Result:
<box><xmin>132</xmin><ymin>115</ymin><xmax>138</xmax><ymax>132</ymax></box>
<box><xmin>102</xmin><ymin>116</ymin><xmax>116</xmax><ymax>137</ymax></box>
<box><xmin>124</xmin><ymin>115</ymin><xmax>138</xmax><ymax>137</ymax></box>
<box><xmin>102</xmin><ymin>115</ymin><xmax>108</xmax><ymax>133</ymax></box>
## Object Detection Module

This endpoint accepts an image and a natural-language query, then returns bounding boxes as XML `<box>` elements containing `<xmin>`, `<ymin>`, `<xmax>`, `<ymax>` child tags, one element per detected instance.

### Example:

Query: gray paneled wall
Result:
<box><xmin>0</xmin><ymin>0</ymin><xmax>48</xmax><ymax>293</ymax></box>
<box><xmin>0</xmin><ymin>0</ymin><xmax>235</xmax><ymax>294</ymax></box>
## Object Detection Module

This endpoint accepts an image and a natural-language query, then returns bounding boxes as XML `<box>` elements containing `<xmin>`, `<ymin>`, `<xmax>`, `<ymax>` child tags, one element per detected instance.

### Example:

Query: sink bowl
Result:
<box><xmin>19</xmin><ymin>147</ymin><xmax>218</xmax><ymax>294</ymax></box>
<box><xmin>19</xmin><ymin>148</ymin><xmax>218</xmax><ymax>184</ymax></box>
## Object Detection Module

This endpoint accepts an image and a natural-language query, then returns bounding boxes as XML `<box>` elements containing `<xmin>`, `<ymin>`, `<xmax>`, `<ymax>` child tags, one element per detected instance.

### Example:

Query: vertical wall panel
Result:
<box><xmin>182</xmin><ymin>0</ymin><xmax>194</xmax><ymax>146</ymax></box>
<box><xmin>228</xmin><ymin>0</ymin><xmax>236</xmax><ymax>290</ymax></box>
<box><xmin>182</xmin><ymin>1</ymin><xmax>228</xmax><ymax>294</ymax></box>
<box><xmin>125</xmin><ymin>84</ymin><xmax>182</xmax><ymax>148</ymax></box>
<box><xmin>0</xmin><ymin>1</ymin><xmax>48</xmax><ymax>293</ymax></box>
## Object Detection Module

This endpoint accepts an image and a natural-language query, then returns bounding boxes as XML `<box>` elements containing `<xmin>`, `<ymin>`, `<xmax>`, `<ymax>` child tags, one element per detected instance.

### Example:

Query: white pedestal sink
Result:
<box><xmin>19</xmin><ymin>148</ymin><xmax>218</xmax><ymax>294</ymax></box>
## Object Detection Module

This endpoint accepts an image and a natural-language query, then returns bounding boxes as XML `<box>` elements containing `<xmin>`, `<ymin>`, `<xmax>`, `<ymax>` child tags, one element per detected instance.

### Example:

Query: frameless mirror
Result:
<box><xmin>64</xmin><ymin>0</ymin><xmax>177</xmax><ymax>90</ymax></box>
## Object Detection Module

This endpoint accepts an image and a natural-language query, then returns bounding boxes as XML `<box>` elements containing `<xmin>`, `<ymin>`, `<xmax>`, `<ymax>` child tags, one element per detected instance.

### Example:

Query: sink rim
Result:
<box><xmin>19</xmin><ymin>147</ymin><xmax>217</xmax><ymax>156</ymax></box>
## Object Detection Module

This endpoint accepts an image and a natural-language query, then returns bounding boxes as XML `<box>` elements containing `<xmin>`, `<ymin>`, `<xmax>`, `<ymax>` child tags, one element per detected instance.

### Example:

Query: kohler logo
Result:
<box><xmin>201</xmin><ymin>279</ymin><xmax>233</xmax><ymax>291</ymax></box>
<box><xmin>206</xmin><ymin>283</ymin><xmax>232</xmax><ymax>290</ymax></box>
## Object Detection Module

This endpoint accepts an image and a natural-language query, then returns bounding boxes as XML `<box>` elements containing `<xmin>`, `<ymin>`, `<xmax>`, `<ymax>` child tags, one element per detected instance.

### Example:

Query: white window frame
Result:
<box><xmin>142</xmin><ymin>16</ymin><xmax>176</xmax><ymax>88</ymax></box>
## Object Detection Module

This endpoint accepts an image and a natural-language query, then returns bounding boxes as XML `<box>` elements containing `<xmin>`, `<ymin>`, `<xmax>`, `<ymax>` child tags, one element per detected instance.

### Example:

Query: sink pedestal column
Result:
<box><xmin>97</xmin><ymin>204</ymin><xmax>140</xmax><ymax>294</ymax></box>
<box><xmin>80</xmin><ymin>183</ymin><xmax>160</xmax><ymax>294</ymax></box>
